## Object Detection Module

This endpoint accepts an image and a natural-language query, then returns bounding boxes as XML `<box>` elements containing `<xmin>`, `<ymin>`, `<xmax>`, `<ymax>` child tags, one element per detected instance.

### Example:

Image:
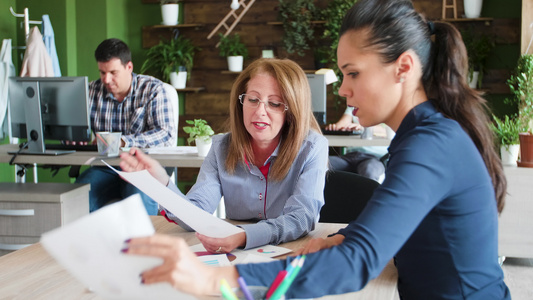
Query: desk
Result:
<box><xmin>0</xmin><ymin>216</ymin><xmax>399</xmax><ymax>300</ymax></box>
<box><xmin>325</xmin><ymin>135</ymin><xmax>391</xmax><ymax>148</ymax></box>
<box><xmin>0</xmin><ymin>144</ymin><xmax>205</xmax><ymax>168</ymax></box>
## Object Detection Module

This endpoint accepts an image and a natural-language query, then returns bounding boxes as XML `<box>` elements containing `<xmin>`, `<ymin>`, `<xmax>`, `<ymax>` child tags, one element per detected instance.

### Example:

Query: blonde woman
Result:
<box><xmin>121</xmin><ymin>58</ymin><xmax>328</xmax><ymax>253</ymax></box>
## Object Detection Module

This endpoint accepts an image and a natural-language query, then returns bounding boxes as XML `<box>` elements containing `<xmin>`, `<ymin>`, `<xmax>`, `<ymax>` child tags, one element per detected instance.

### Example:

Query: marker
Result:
<box><xmin>265</xmin><ymin>270</ymin><xmax>288</xmax><ymax>299</ymax></box>
<box><xmin>237</xmin><ymin>276</ymin><xmax>253</xmax><ymax>300</ymax></box>
<box><xmin>220</xmin><ymin>278</ymin><xmax>239</xmax><ymax>300</ymax></box>
<box><xmin>268</xmin><ymin>256</ymin><xmax>306</xmax><ymax>300</ymax></box>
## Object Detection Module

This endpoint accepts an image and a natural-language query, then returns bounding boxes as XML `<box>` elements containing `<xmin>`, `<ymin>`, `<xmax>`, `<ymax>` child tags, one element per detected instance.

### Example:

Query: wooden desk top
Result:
<box><xmin>0</xmin><ymin>144</ymin><xmax>205</xmax><ymax>168</ymax></box>
<box><xmin>0</xmin><ymin>216</ymin><xmax>398</xmax><ymax>300</ymax></box>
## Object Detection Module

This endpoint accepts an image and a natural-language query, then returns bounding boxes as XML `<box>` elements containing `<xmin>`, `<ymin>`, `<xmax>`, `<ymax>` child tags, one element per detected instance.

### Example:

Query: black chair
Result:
<box><xmin>320</xmin><ymin>170</ymin><xmax>380</xmax><ymax>223</ymax></box>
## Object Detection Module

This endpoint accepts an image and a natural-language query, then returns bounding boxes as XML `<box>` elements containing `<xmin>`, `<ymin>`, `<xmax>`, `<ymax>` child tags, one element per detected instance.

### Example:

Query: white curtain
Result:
<box><xmin>0</xmin><ymin>39</ymin><xmax>16</xmax><ymax>139</ymax></box>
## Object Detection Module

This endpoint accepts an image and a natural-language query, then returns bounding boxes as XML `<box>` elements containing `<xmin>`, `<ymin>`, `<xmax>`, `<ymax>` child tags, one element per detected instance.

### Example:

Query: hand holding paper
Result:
<box><xmin>103</xmin><ymin>161</ymin><xmax>243</xmax><ymax>238</ymax></box>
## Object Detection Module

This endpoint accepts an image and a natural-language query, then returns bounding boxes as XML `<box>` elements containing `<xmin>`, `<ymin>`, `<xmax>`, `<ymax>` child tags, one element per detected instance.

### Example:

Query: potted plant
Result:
<box><xmin>140</xmin><ymin>35</ymin><xmax>200</xmax><ymax>89</ymax></box>
<box><xmin>461</xmin><ymin>28</ymin><xmax>494</xmax><ymax>89</ymax></box>
<box><xmin>507</xmin><ymin>54</ymin><xmax>533</xmax><ymax>167</ymax></box>
<box><xmin>218</xmin><ymin>33</ymin><xmax>248</xmax><ymax>72</ymax></box>
<box><xmin>278</xmin><ymin>0</ymin><xmax>316</xmax><ymax>57</ymax></box>
<box><xmin>183</xmin><ymin>119</ymin><xmax>215</xmax><ymax>157</ymax></box>
<box><xmin>160</xmin><ymin>0</ymin><xmax>179</xmax><ymax>26</ymax></box>
<box><xmin>491</xmin><ymin>114</ymin><xmax>521</xmax><ymax>166</ymax></box>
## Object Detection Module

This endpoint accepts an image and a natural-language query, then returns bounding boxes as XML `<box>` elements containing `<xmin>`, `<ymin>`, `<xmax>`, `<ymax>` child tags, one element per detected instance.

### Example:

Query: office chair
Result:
<box><xmin>320</xmin><ymin>170</ymin><xmax>380</xmax><ymax>223</ymax></box>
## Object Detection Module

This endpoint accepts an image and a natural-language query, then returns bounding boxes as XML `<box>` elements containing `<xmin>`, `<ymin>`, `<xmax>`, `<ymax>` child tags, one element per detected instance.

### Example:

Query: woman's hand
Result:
<box><xmin>293</xmin><ymin>234</ymin><xmax>345</xmax><ymax>255</ymax></box>
<box><xmin>120</xmin><ymin>148</ymin><xmax>170</xmax><ymax>186</ymax></box>
<box><xmin>124</xmin><ymin>234</ymin><xmax>224</xmax><ymax>295</ymax></box>
<box><xmin>196</xmin><ymin>232</ymin><xmax>247</xmax><ymax>254</ymax></box>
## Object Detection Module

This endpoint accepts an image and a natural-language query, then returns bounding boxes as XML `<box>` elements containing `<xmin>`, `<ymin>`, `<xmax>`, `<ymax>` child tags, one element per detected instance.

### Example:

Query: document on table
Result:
<box><xmin>145</xmin><ymin>146</ymin><xmax>198</xmax><ymax>155</ymax></box>
<box><xmin>103</xmin><ymin>161</ymin><xmax>243</xmax><ymax>238</ymax></box>
<box><xmin>41</xmin><ymin>195</ymin><xmax>196</xmax><ymax>300</ymax></box>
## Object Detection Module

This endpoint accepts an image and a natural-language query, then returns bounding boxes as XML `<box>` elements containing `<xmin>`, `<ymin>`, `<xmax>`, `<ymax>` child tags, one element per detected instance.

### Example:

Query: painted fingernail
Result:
<box><xmin>125</xmin><ymin>238</ymin><xmax>131</xmax><ymax>243</ymax></box>
<box><xmin>120</xmin><ymin>248</ymin><xmax>128</xmax><ymax>253</ymax></box>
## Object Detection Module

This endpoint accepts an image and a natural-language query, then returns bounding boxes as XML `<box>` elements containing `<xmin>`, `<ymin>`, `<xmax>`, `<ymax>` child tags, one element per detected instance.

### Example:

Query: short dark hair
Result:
<box><xmin>94</xmin><ymin>38</ymin><xmax>132</xmax><ymax>65</ymax></box>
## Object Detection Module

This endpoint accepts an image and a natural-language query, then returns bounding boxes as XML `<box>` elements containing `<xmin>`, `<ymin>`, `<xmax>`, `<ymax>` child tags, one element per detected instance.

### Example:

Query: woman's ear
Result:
<box><xmin>395</xmin><ymin>50</ymin><xmax>416</xmax><ymax>83</ymax></box>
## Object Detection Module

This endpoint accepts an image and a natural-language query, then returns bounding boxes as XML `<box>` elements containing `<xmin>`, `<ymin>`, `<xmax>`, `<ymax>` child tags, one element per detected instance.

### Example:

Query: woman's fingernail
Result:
<box><xmin>120</xmin><ymin>248</ymin><xmax>128</xmax><ymax>253</ymax></box>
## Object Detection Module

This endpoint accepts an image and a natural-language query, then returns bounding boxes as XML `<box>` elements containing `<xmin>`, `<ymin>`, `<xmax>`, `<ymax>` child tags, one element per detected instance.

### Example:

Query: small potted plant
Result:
<box><xmin>461</xmin><ymin>29</ymin><xmax>494</xmax><ymax>89</ymax></box>
<box><xmin>507</xmin><ymin>54</ymin><xmax>533</xmax><ymax>167</ymax></box>
<box><xmin>160</xmin><ymin>0</ymin><xmax>180</xmax><ymax>26</ymax></box>
<box><xmin>141</xmin><ymin>35</ymin><xmax>200</xmax><ymax>89</ymax></box>
<box><xmin>491</xmin><ymin>114</ymin><xmax>521</xmax><ymax>166</ymax></box>
<box><xmin>218</xmin><ymin>33</ymin><xmax>248</xmax><ymax>72</ymax></box>
<box><xmin>183</xmin><ymin>119</ymin><xmax>215</xmax><ymax>157</ymax></box>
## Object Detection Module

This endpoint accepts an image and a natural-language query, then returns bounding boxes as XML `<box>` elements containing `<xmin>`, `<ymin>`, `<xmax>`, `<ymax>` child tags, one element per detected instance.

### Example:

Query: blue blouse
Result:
<box><xmin>236</xmin><ymin>101</ymin><xmax>510</xmax><ymax>299</ymax></box>
<box><xmin>164</xmin><ymin>130</ymin><xmax>329</xmax><ymax>249</ymax></box>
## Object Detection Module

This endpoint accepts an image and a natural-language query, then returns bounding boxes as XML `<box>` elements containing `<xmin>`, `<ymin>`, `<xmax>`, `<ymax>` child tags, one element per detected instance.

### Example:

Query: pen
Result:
<box><xmin>268</xmin><ymin>255</ymin><xmax>306</xmax><ymax>300</ymax></box>
<box><xmin>237</xmin><ymin>276</ymin><xmax>253</xmax><ymax>300</ymax></box>
<box><xmin>265</xmin><ymin>270</ymin><xmax>287</xmax><ymax>299</ymax></box>
<box><xmin>220</xmin><ymin>278</ymin><xmax>239</xmax><ymax>300</ymax></box>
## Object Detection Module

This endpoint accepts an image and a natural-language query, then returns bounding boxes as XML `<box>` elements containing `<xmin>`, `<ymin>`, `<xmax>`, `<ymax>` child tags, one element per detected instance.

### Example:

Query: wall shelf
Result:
<box><xmin>143</xmin><ymin>24</ymin><xmax>204</xmax><ymax>30</ymax></box>
<box><xmin>440</xmin><ymin>17</ymin><xmax>493</xmax><ymax>26</ymax></box>
<box><xmin>176</xmin><ymin>87</ymin><xmax>205</xmax><ymax>93</ymax></box>
<box><xmin>267</xmin><ymin>20</ymin><xmax>326</xmax><ymax>26</ymax></box>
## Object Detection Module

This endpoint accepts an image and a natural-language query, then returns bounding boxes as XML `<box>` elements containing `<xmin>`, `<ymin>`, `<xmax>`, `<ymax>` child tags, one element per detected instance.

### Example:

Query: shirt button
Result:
<box><xmin>258</xmin><ymin>213</ymin><xmax>262</xmax><ymax>218</ymax></box>
<box><xmin>259</xmin><ymin>193</ymin><xmax>263</xmax><ymax>200</ymax></box>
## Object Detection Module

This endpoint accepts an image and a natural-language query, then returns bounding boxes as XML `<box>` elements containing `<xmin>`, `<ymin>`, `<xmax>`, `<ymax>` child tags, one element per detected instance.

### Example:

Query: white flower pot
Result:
<box><xmin>170</xmin><ymin>71</ymin><xmax>187</xmax><ymax>89</ymax></box>
<box><xmin>195</xmin><ymin>137</ymin><xmax>212</xmax><ymax>157</ymax></box>
<box><xmin>227</xmin><ymin>56</ymin><xmax>243</xmax><ymax>72</ymax></box>
<box><xmin>468</xmin><ymin>71</ymin><xmax>479</xmax><ymax>89</ymax></box>
<box><xmin>464</xmin><ymin>0</ymin><xmax>483</xmax><ymax>18</ymax></box>
<box><xmin>161</xmin><ymin>4</ymin><xmax>179</xmax><ymax>26</ymax></box>
<box><xmin>501</xmin><ymin>144</ymin><xmax>520</xmax><ymax>166</ymax></box>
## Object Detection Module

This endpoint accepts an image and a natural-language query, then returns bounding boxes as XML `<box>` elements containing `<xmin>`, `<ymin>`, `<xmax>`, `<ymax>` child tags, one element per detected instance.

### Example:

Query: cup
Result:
<box><xmin>362</xmin><ymin>126</ymin><xmax>374</xmax><ymax>140</ymax></box>
<box><xmin>96</xmin><ymin>132</ymin><xmax>121</xmax><ymax>157</ymax></box>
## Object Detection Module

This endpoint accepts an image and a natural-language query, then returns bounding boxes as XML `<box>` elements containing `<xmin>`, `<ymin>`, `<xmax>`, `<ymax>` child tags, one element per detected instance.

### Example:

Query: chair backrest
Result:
<box><xmin>320</xmin><ymin>170</ymin><xmax>380</xmax><ymax>223</ymax></box>
<box><xmin>162</xmin><ymin>82</ymin><xmax>179</xmax><ymax>142</ymax></box>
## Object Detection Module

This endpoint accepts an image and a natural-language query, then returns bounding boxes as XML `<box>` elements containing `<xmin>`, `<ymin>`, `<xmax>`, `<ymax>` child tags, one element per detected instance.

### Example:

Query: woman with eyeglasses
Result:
<box><xmin>120</xmin><ymin>58</ymin><xmax>328</xmax><ymax>253</ymax></box>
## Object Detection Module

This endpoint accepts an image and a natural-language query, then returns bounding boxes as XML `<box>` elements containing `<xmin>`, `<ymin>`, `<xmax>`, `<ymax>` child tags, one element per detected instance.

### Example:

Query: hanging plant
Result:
<box><xmin>278</xmin><ymin>0</ymin><xmax>315</xmax><ymax>57</ymax></box>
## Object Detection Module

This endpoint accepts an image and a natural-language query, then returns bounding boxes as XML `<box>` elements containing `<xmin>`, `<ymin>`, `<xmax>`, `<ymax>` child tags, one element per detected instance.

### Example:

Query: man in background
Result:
<box><xmin>76</xmin><ymin>38</ymin><xmax>176</xmax><ymax>215</ymax></box>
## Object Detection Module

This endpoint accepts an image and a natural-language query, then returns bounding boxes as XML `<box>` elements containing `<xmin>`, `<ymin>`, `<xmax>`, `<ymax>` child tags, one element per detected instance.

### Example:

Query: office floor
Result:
<box><xmin>390</xmin><ymin>257</ymin><xmax>533</xmax><ymax>300</ymax></box>
<box><xmin>502</xmin><ymin>257</ymin><xmax>533</xmax><ymax>299</ymax></box>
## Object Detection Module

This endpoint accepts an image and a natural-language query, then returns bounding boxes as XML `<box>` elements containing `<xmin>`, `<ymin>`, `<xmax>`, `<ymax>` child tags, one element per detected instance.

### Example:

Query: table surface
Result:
<box><xmin>325</xmin><ymin>135</ymin><xmax>391</xmax><ymax>148</ymax></box>
<box><xmin>0</xmin><ymin>216</ymin><xmax>399</xmax><ymax>300</ymax></box>
<box><xmin>0</xmin><ymin>144</ymin><xmax>205</xmax><ymax>168</ymax></box>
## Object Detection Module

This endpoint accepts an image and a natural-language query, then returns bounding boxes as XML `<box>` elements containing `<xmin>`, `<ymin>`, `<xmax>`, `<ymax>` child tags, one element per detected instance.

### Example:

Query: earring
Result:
<box><xmin>399</xmin><ymin>77</ymin><xmax>405</xmax><ymax>83</ymax></box>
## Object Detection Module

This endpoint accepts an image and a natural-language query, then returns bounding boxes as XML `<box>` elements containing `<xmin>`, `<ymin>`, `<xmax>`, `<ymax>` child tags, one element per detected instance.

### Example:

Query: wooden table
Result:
<box><xmin>0</xmin><ymin>216</ymin><xmax>399</xmax><ymax>300</ymax></box>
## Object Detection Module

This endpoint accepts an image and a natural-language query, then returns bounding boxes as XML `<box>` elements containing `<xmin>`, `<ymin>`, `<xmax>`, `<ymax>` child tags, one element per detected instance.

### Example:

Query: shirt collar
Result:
<box><xmin>392</xmin><ymin>100</ymin><xmax>437</xmax><ymax>147</ymax></box>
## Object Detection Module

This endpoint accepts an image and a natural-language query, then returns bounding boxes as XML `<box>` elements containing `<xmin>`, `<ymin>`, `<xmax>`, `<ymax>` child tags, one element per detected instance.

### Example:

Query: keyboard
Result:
<box><xmin>322</xmin><ymin>129</ymin><xmax>363</xmax><ymax>136</ymax></box>
<box><xmin>45</xmin><ymin>144</ymin><xmax>98</xmax><ymax>152</ymax></box>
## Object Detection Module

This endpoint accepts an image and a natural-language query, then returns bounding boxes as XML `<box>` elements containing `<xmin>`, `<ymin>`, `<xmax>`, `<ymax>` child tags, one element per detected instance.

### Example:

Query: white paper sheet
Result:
<box><xmin>40</xmin><ymin>195</ymin><xmax>196</xmax><ymax>300</ymax></box>
<box><xmin>190</xmin><ymin>243</ymin><xmax>291</xmax><ymax>265</ymax></box>
<box><xmin>103</xmin><ymin>161</ymin><xmax>243</xmax><ymax>238</ymax></box>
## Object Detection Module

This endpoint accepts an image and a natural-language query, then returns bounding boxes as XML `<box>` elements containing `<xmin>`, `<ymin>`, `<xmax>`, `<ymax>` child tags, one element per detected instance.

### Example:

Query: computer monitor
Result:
<box><xmin>306</xmin><ymin>74</ymin><xmax>327</xmax><ymax>125</ymax></box>
<box><xmin>8</xmin><ymin>76</ymin><xmax>91</xmax><ymax>155</ymax></box>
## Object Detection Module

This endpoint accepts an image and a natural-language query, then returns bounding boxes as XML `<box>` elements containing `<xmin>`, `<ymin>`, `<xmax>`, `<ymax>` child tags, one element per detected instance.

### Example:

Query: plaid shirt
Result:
<box><xmin>88</xmin><ymin>73</ymin><xmax>176</xmax><ymax>148</ymax></box>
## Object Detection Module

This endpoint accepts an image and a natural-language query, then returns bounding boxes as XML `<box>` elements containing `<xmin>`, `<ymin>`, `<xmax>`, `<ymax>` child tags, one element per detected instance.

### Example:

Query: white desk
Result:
<box><xmin>0</xmin><ymin>217</ymin><xmax>399</xmax><ymax>300</ymax></box>
<box><xmin>0</xmin><ymin>144</ymin><xmax>205</xmax><ymax>168</ymax></box>
<box><xmin>325</xmin><ymin>135</ymin><xmax>391</xmax><ymax>148</ymax></box>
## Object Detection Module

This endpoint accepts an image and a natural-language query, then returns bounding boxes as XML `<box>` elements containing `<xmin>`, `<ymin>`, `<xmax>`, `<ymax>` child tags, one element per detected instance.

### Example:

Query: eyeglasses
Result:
<box><xmin>239</xmin><ymin>94</ymin><xmax>288</xmax><ymax>114</ymax></box>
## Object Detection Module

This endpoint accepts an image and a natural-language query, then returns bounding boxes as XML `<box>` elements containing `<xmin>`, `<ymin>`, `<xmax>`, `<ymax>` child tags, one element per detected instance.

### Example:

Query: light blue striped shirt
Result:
<box><xmin>89</xmin><ymin>73</ymin><xmax>176</xmax><ymax>148</ymax></box>
<box><xmin>163</xmin><ymin>131</ymin><xmax>328</xmax><ymax>249</ymax></box>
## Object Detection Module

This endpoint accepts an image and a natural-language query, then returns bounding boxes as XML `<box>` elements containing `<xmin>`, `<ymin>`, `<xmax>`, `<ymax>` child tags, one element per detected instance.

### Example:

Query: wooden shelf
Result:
<box><xmin>176</xmin><ymin>87</ymin><xmax>205</xmax><ymax>93</ymax></box>
<box><xmin>221</xmin><ymin>70</ymin><xmax>241</xmax><ymax>74</ymax></box>
<box><xmin>267</xmin><ymin>20</ymin><xmax>326</xmax><ymax>26</ymax></box>
<box><xmin>440</xmin><ymin>17</ymin><xmax>493</xmax><ymax>25</ymax></box>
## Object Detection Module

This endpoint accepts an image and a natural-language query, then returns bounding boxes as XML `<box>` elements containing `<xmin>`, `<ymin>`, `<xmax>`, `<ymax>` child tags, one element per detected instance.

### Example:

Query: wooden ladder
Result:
<box><xmin>207</xmin><ymin>0</ymin><xmax>256</xmax><ymax>44</ymax></box>
<box><xmin>442</xmin><ymin>0</ymin><xmax>458</xmax><ymax>19</ymax></box>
